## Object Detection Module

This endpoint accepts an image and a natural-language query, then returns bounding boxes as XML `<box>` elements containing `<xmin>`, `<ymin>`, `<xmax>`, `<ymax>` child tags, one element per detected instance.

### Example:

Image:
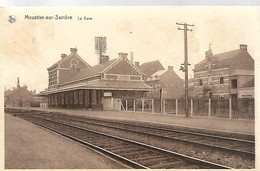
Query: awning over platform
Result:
<box><xmin>40</xmin><ymin>80</ymin><xmax>152</xmax><ymax>95</ymax></box>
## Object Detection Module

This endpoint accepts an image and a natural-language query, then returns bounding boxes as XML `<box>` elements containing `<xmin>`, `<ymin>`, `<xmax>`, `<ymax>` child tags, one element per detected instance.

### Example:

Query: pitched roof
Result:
<box><xmin>41</xmin><ymin>80</ymin><xmax>152</xmax><ymax>95</ymax></box>
<box><xmin>4</xmin><ymin>89</ymin><xmax>12</xmax><ymax>96</ymax></box>
<box><xmin>194</xmin><ymin>48</ymin><xmax>254</xmax><ymax>72</ymax></box>
<box><xmin>5</xmin><ymin>87</ymin><xmax>33</xmax><ymax>97</ymax></box>
<box><xmin>60</xmin><ymin>59</ymin><xmax>117</xmax><ymax>84</ymax></box>
<box><xmin>48</xmin><ymin>52</ymin><xmax>90</xmax><ymax>70</ymax></box>
<box><xmin>139</xmin><ymin>60</ymin><xmax>165</xmax><ymax>77</ymax></box>
<box><xmin>84</xmin><ymin>80</ymin><xmax>152</xmax><ymax>90</ymax></box>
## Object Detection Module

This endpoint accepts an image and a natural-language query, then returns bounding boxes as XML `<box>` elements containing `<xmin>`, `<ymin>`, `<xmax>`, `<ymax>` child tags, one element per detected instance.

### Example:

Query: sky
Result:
<box><xmin>0</xmin><ymin>7</ymin><xmax>260</xmax><ymax>93</ymax></box>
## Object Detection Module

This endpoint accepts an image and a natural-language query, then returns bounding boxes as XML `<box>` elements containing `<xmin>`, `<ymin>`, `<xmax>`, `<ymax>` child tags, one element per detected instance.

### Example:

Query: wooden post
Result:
<box><xmin>191</xmin><ymin>99</ymin><xmax>193</xmax><ymax>117</ymax></box>
<box><xmin>133</xmin><ymin>100</ymin><xmax>136</xmax><ymax>112</ymax></box>
<box><xmin>161</xmin><ymin>98</ymin><xmax>163</xmax><ymax>113</ymax></box>
<box><xmin>111</xmin><ymin>97</ymin><xmax>113</xmax><ymax>110</ymax></box>
<box><xmin>72</xmin><ymin>91</ymin><xmax>74</xmax><ymax>108</ymax></box>
<box><xmin>163</xmin><ymin>99</ymin><xmax>166</xmax><ymax>114</ymax></box>
<box><xmin>229</xmin><ymin>98</ymin><xmax>232</xmax><ymax>119</ymax></box>
<box><xmin>119</xmin><ymin>100</ymin><xmax>121</xmax><ymax>111</ymax></box>
<box><xmin>142</xmin><ymin>99</ymin><xmax>144</xmax><ymax>112</ymax></box>
<box><xmin>78</xmin><ymin>90</ymin><xmax>80</xmax><ymax>108</ymax></box>
<box><xmin>126</xmin><ymin>100</ymin><xmax>128</xmax><ymax>111</ymax></box>
<box><xmin>208</xmin><ymin>99</ymin><xmax>211</xmax><ymax>118</ymax></box>
<box><xmin>176</xmin><ymin>99</ymin><xmax>178</xmax><ymax>115</ymax></box>
<box><xmin>152</xmin><ymin>99</ymin><xmax>154</xmax><ymax>113</ymax></box>
<box><xmin>83</xmin><ymin>90</ymin><xmax>85</xmax><ymax>109</ymax></box>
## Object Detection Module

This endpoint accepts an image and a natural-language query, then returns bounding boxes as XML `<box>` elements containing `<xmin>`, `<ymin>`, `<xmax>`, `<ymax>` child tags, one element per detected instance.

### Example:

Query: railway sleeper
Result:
<box><xmin>119</xmin><ymin>149</ymin><xmax>148</xmax><ymax>157</ymax></box>
<box><xmin>132</xmin><ymin>154</ymin><xmax>162</xmax><ymax>161</ymax></box>
<box><xmin>137</xmin><ymin>156</ymin><xmax>172</xmax><ymax>165</ymax></box>
<box><xmin>121</xmin><ymin>151</ymin><xmax>155</xmax><ymax>159</ymax></box>
<box><xmin>110</xmin><ymin>147</ymin><xmax>141</xmax><ymax>153</ymax></box>
<box><xmin>149</xmin><ymin>160</ymin><xmax>186</xmax><ymax>169</ymax></box>
<box><xmin>100</xmin><ymin>144</ymin><xmax>132</xmax><ymax>150</ymax></box>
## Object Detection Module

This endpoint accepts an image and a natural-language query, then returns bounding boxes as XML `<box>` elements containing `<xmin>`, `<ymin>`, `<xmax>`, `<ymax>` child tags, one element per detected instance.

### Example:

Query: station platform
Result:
<box><xmin>26</xmin><ymin>107</ymin><xmax>254</xmax><ymax>135</ymax></box>
<box><xmin>4</xmin><ymin>113</ymin><xmax>126</xmax><ymax>169</ymax></box>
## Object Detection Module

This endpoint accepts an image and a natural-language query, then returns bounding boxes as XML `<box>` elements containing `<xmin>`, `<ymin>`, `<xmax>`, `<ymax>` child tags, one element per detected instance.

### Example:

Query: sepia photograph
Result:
<box><xmin>1</xmin><ymin>5</ymin><xmax>259</xmax><ymax>169</ymax></box>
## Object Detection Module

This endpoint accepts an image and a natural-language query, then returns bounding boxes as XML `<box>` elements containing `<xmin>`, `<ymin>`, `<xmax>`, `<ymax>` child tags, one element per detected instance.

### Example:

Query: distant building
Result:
<box><xmin>145</xmin><ymin>66</ymin><xmax>184</xmax><ymax>99</ymax></box>
<box><xmin>4</xmin><ymin>86</ymin><xmax>40</xmax><ymax>107</ymax></box>
<box><xmin>40</xmin><ymin>48</ymin><xmax>152</xmax><ymax>110</ymax></box>
<box><xmin>193</xmin><ymin>44</ymin><xmax>254</xmax><ymax>99</ymax></box>
<box><xmin>138</xmin><ymin>60</ymin><xmax>165</xmax><ymax>79</ymax></box>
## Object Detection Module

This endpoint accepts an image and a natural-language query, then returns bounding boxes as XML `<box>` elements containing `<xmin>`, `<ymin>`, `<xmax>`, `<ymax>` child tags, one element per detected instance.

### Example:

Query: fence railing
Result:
<box><xmin>118</xmin><ymin>98</ymin><xmax>254</xmax><ymax>120</ymax></box>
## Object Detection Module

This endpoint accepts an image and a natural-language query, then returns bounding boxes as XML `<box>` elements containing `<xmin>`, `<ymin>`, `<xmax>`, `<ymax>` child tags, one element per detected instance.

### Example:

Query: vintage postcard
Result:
<box><xmin>1</xmin><ymin>6</ymin><xmax>259</xmax><ymax>170</ymax></box>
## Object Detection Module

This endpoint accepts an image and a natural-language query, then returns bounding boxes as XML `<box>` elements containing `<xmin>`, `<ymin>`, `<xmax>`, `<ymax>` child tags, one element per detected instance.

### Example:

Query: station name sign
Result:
<box><xmin>104</xmin><ymin>92</ymin><xmax>112</xmax><ymax>97</ymax></box>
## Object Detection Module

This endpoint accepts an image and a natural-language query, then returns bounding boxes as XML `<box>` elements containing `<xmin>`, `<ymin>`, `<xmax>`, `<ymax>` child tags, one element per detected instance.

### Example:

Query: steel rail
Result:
<box><xmin>20</xmin><ymin>115</ymin><xmax>231</xmax><ymax>169</ymax></box>
<box><xmin>32</xmin><ymin>113</ymin><xmax>255</xmax><ymax>157</ymax></box>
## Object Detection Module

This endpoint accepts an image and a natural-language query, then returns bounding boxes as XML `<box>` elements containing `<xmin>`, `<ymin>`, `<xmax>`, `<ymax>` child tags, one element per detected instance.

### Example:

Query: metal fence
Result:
<box><xmin>117</xmin><ymin>98</ymin><xmax>254</xmax><ymax>120</ymax></box>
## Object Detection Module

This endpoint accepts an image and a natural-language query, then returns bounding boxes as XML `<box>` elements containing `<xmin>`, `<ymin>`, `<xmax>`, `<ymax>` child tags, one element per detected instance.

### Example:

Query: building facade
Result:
<box><xmin>193</xmin><ymin>44</ymin><xmax>254</xmax><ymax>99</ymax></box>
<box><xmin>5</xmin><ymin>86</ymin><xmax>40</xmax><ymax>107</ymax></box>
<box><xmin>40</xmin><ymin>48</ymin><xmax>152</xmax><ymax>110</ymax></box>
<box><xmin>138</xmin><ymin>60</ymin><xmax>165</xmax><ymax>80</ymax></box>
<box><xmin>144</xmin><ymin>66</ymin><xmax>184</xmax><ymax>99</ymax></box>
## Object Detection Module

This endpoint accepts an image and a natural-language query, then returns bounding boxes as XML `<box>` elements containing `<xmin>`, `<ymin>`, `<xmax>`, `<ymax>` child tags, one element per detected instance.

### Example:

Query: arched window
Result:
<box><xmin>70</xmin><ymin>59</ymin><xmax>78</xmax><ymax>68</ymax></box>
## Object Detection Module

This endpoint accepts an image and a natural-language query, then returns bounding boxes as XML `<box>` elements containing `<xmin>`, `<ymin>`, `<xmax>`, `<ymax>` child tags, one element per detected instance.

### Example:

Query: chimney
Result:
<box><xmin>70</xmin><ymin>48</ymin><xmax>77</xmax><ymax>54</ymax></box>
<box><xmin>168</xmin><ymin>66</ymin><xmax>173</xmax><ymax>71</ymax></box>
<box><xmin>17</xmin><ymin>77</ymin><xmax>20</xmax><ymax>88</ymax></box>
<box><xmin>130</xmin><ymin>51</ymin><xmax>134</xmax><ymax>63</ymax></box>
<box><xmin>240</xmin><ymin>44</ymin><xmax>247</xmax><ymax>51</ymax></box>
<box><xmin>61</xmin><ymin>53</ymin><xmax>67</xmax><ymax>59</ymax></box>
<box><xmin>24</xmin><ymin>85</ymin><xmax>27</xmax><ymax>90</ymax></box>
<box><xmin>118</xmin><ymin>53</ymin><xmax>128</xmax><ymax>59</ymax></box>
<box><xmin>135</xmin><ymin>62</ymin><xmax>139</xmax><ymax>67</ymax></box>
<box><xmin>205</xmin><ymin>43</ymin><xmax>213</xmax><ymax>60</ymax></box>
<box><xmin>101</xmin><ymin>55</ymin><xmax>109</xmax><ymax>63</ymax></box>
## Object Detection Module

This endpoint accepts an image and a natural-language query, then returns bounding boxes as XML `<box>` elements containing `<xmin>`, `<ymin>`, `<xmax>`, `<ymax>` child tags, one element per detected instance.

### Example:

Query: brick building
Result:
<box><xmin>137</xmin><ymin>60</ymin><xmax>184</xmax><ymax>99</ymax></box>
<box><xmin>192</xmin><ymin>44</ymin><xmax>254</xmax><ymax>100</ymax></box>
<box><xmin>138</xmin><ymin>60</ymin><xmax>165</xmax><ymax>79</ymax></box>
<box><xmin>4</xmin><ymin>79</ymin><xmax>40</xmax><ymax>107</ymax></box>
<box><xmin>40</xmin><ymin>48</ymin><xmax>152</xmax><ymax>110</ymax></box>
<box><xmin>144</xmin><ymin>66</ymin><xmax>184</xmax><ymax>99</ymax></box>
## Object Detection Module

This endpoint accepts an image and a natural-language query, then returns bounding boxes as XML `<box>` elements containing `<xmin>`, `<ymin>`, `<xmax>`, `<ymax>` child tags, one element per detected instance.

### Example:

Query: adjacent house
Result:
<box><xmin>144</xmin><ymin>66</ymin><xmax>184</xmax><ymax>99</ymax></box>
<box><xmin>138</xmin><ymin>60</ymin><xmax>165</xmax><ymax>79</ymax></box>
<box><xmin>192</xmin><ymin>44</ymin><xmax>254</xmax><ymax>100</ymax></box>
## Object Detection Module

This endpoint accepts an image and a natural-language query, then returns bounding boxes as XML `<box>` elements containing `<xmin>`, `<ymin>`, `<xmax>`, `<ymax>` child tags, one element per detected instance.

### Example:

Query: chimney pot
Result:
<box><xmin>118</xmin><ymin>53</ymin><xmax>128</xmax><ymax>59</ymax></box>
<box><xmin>240</xmin><ymin>44</ymin><xmax>247</xmax><ymax>51</ymax></box>
<box><xmin>101</xmin><ymin>55</ymin><xmax>109</xmax><ymax>63</ymax></box>
<box><xmin>61</xmin><ymin>53</ymin><xmax>67</xmax><ymax>59</ymax></box>
<box><xmin>135</xmin><ymin>62</ymin><xmax>139</xmax><ymax>67</ymax></box>
<box><xmin>70</xmin><ymin>48</ymin><xmax>77</xmax><ymax>54</ymax></box>
<box><xmin>168</xmin><ymin>66</ymin><xmax>173</xmax><ymax>71</ymax></box>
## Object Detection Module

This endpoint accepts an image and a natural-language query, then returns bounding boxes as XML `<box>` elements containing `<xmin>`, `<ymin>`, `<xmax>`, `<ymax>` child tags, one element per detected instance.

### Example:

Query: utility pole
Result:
<box><xmin>177</xmin><ymin>22</ymin><xmax>194</xmax><ymax>117</ymax></box>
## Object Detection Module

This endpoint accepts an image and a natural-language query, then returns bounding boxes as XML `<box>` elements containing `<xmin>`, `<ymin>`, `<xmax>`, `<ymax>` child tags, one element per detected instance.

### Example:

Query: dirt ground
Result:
<box><xmin>4</xmin><ymin>113</ymin><xmax>127</xmax><ymax>169</ymax></box>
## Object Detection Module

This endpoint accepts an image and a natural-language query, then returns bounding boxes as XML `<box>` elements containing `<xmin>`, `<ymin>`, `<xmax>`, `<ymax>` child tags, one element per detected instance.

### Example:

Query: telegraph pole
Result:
<box><xmin>177</xmin><ymin>22</ymin><xmax>194</xmax><ymax>117</ymax></box>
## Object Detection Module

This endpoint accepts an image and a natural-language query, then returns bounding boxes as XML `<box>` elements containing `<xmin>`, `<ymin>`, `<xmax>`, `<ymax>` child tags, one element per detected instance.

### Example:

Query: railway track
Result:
<box><xmin>27</xmin><ymin>112</ymin><xmax>255</xmax><ymax>158</ymax></box>
<box><xmin>18</xmin><ymin>114</ymin><xmax>230</xmax><ymax>169</ymax></box>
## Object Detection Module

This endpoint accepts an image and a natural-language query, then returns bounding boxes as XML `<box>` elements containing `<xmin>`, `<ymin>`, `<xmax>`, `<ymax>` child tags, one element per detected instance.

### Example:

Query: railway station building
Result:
<box><xmin>40</xmin><ymin>48</ymin><xmax>152</xmax><ymax>110</ymax></box>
